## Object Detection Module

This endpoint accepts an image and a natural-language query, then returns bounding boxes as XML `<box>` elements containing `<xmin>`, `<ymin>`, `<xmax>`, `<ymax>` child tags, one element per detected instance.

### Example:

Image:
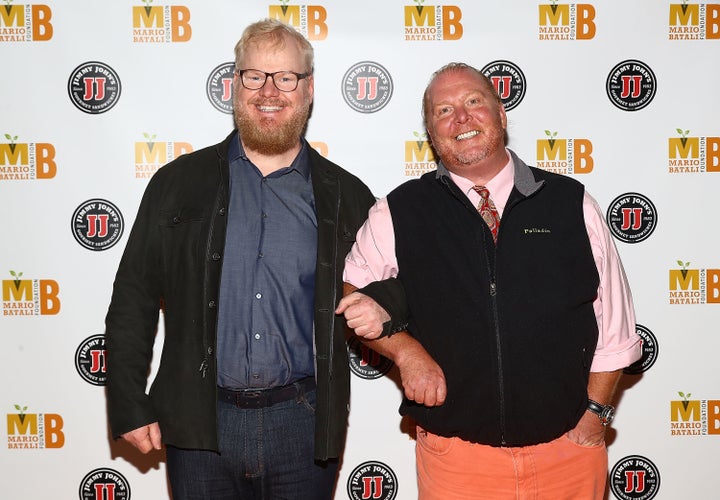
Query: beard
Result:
<box><xmin>234</xmin><ymin>96</ymin><xmax>311</xmax><ymax>156</ymax></box>
<box><xmin>433</xmin><ymin>125</ymin><xmax>506</xmax><ymax>171</ymax></box>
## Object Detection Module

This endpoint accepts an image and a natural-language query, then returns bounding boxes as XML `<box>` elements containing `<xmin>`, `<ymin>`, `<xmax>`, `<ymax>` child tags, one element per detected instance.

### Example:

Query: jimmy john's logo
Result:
<box><xmin>606</xmin><ymin>193</ymin><xmax>657</xmax><ymax>243</ymax></box>
<box><xmin>610</xmin><ymin>455</ymin><xmax>660</xmax><ymax>500</ymax></box>
<box><xmin>342</xmin><ymin>61</ymin><xmax>394</xmax><ymax>114</ymax></box>
<box><xmin>668</xmin><ymin>128</ymin><xmax>720</xmax><ymax>173</ymax></box>
<box><xmin>75</xmin><ymin>335</ymin><xmax>107</xmax><ymax>386</ymax></box>
<box><xmin>347</xmin><ymin>336</ymin><xmax>393</xmax><ymax>379</ymax></box>
<box><xmin>480</xmin><ymin>60</ymin><xmax>526</xmax><ymax>111</ymax></box>
<box><xmin>71</xmin><ymin>199</ymin><xmax>124</xmax><ymax>251</ymax></box>
<box><xmin>538</xmin><ymin>2</ymin><xmax>596</xmax><ymax>40</ymax></box>
<box><xmin>347</xmin><ymin>461</ymin><xmax>398</xmax><ymax>500</ymax></box>
<box><xmin>606</xmin><ymin>60</ymin><xmax>657</xmax><ymax>112</ymax></box>
<box><xmin>68</xmin><ymin>62</ymin><xmax>122</xmax><ymax>114</ymax></box>
<box><xmin>624</xmin><ymin>324</ymin><xmax>658</xmax><ymax>375</ymax></box>
<box><xmin>206</xmin><ymin>62</ymin><xmax>235</xmax><ymax>114</ymax></box>
<box><xmin>79</xmin><ymin>468</ymin><xmax>131</xmax><ymax>500</ymax></box>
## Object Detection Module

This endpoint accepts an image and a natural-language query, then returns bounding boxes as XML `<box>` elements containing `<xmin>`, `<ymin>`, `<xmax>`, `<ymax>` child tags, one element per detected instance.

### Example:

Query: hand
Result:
<box><xmin>121</xmin><ymin>422</ymin><xmax>162</xmax><ymax>453</ymax></box>
<box><xmin>566</xmin><ymin>410</ymin><xmax>606</xmax><ymax>447</ymax></box>
<box><xmin>336</xmin><ymin>291</ymin><xmax>390</xmax><ymax>339</ymax></box>
<box><xmin>394</xmin><ymin>340</ymin><xmax>447</xmax><ymax>407</ymax></box>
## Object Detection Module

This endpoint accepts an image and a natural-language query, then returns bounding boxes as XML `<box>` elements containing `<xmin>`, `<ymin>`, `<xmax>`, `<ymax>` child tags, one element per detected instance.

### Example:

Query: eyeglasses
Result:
<box><xmin>235</xmin><ymin>69</ymin><xmax>310</xmax><ymax>92</ymax></box>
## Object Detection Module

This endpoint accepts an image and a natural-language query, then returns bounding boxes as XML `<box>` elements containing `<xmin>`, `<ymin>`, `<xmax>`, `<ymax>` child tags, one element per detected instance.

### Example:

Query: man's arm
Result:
<box><xmin>567</xmin><ymin>369</ymin><xmax>622</xmax><ymax>446</ymax></box>
<box><xmin>340</xmin><ymin>283</ymin><xmax>446</xmax><ymax>407</ymax></box>
<box><xmin>121</xmin><ymin>422</ymin><xmax>163</xmax><ymax>454</ymax></box>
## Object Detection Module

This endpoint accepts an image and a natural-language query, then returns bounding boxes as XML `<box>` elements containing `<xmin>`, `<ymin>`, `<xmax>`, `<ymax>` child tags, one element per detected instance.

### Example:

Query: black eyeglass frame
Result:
<box><xmin>235</xmin><ymin>69</ymin><xmax>310</xmax><ymax>92</ymax></box>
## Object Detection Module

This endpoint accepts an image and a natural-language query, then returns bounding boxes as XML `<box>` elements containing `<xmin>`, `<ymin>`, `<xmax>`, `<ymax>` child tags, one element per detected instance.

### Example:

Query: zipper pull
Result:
<box><xmin>490</xmin><ymin>282</ymin><xmax>497</xmax><ymax>296</ymax></box>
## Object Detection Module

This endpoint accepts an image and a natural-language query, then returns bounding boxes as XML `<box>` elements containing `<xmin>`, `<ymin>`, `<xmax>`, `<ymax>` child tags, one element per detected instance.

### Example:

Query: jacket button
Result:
<box><xmin>207</xmin><ymin>346</ymin><xmax>213</xmax><ymax>355</ymax></box>
<box><xmin>173</xmin><ymin>216</ymin><xmax>181</xmax><ymax>223</ymax></box>
<box><xmin>212</xmin><ymin>252</ymin><xmax>221</xmax><ymax>261</ymax></box>
<box><xmin>208</xmin><ymin>300</ymin><xmax>216</xmax><ymax>308</ymax></box>
<box><xmin>219</xmin><ymin>207</ymin><xmax>226</xmax><ymax>216</ymax></box>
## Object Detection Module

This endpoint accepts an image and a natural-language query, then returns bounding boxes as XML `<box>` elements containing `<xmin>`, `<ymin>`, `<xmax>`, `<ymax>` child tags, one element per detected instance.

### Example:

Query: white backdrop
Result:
<box><xmin>2</xmin><ymin>1</ymin><xmax>719</xmax><ymax>499</ymax></box>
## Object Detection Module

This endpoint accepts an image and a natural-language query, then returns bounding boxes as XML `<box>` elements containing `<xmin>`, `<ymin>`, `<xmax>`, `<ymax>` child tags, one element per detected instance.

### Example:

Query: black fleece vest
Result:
<box><xmin>387</xmin><ymin>166</ymin><xmax>599</xmax><ymax>446</ymax></box>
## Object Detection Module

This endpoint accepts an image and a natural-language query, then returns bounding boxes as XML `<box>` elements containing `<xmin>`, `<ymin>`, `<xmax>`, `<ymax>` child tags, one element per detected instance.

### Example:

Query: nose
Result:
<box><xmin>454</xmin><ymin>105</ymin><xmax>470</xmax><ymax>123</ymax></box>
<box><xmin>259</xmin><ymin>74</ymin><xmax>281</xmax><ymax>97</ymax></box>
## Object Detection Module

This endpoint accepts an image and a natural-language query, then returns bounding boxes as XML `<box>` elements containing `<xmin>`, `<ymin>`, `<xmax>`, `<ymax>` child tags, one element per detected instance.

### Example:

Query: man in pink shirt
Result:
<box><xmin>337</xmin><ymin>62</ymin><xmax>642</xmax><ymax>499</ymax></box>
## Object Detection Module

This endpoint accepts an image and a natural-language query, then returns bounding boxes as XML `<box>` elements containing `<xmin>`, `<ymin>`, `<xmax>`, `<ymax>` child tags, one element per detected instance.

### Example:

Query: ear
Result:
<box><xmin>498</xmin><ymin>103</ymin><xmax>507</xmax><ymax>130</ymax></box>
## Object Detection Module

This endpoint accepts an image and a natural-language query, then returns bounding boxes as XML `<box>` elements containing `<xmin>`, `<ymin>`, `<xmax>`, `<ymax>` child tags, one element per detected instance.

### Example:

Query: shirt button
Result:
<box><xmin>255</xmin><ymin>293</ymin><xmax>262</xmax><ymax>299</ymax></box>
<box><xmin>254</xmin><ymin>333</ymin><xmax>261</xmax><ymax>340</ymax></box>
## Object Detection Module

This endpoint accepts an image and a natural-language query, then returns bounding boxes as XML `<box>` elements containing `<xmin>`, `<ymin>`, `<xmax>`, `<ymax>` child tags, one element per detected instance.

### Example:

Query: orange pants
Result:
<box><xmin>416</xmin><ymin>427</ymin><xmax>608</xmax><ymax>500</ymax></box>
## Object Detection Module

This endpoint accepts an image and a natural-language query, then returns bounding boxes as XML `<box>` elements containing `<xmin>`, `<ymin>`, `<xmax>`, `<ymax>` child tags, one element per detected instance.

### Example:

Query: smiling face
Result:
<box><xmin>233</xmin><ymin>34</ymin><xmax>314</xmax><ymax>156</ymax></box>
<box><xmin>425</xmin><ymin>67</ymin><xmax>508</xmax><ymax>180</ymax></box>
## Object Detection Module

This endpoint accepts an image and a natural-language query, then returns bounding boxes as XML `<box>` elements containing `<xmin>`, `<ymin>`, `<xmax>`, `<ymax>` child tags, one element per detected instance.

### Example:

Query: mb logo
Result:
<box><xmin>670</xmin><ymin>392</ymin><xmax>720</xmax><ymax>435</ymax></box>
<box><xmin>538</xmin><ymin>3</ymin><xmax>596</xmax><ymax>40</ymax></box>
<box><xmin>132</xmin><ymin>3</ymin><xmax>192</xmax><ymax>42</ymax></box>
<box><xmin>536</xmin><ymin>131</ymin><xmax>594</xmax><ymax>174</ymax></box>
<box><xmin>668</xmin><ymin>129</ymin><xmax>720</xmax><ymax>173</ymax></box>
<box><xmin>669</xmin><ymin>3</ymin><xmax>720</xmax><ymax>39</ymax></box>
<box><xmin>403</xmin><ymin>3</ymin><xmax>464</xmax><ymax>41</ymax></box>
<box><xmin>268</xmin><ymin>3</ymin><xmax>328</xmax><ymax>40</ymax></box>
<box><xmin>668</xmin><ymin>261</ymin><xmax>720</xmax><ymax>304</ymax></box>
<box><xmin>6</xmin><ymin>406</ymin><xmax>65</xmax><ymax>449</ymax></box>
<box><xmin>135</xmin><ymin>133</ymin><xmax>193</xmax><ymax>178</ymax></box>
<box><xmin>0</xmin><ymin>3</ymin><xmax>53</xmax><ymax>41</ymax></box>
<box><xmin>2</xmin><ymin>272</ymin><xmax>60</xmax><ymax>316</ymax></box>
<box><xmin>0</xmin><ymin>136</ymin><xmax>57</xmax><ymax>180</ymax></box>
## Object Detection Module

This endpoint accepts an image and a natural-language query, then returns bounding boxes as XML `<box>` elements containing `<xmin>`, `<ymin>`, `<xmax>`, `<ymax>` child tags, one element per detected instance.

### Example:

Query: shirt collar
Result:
<box><xmin>230</xmin><ymin>131</ymin><xmax>311</xmax><ymax>180</ymax></box>
<box><xmin>437</xmin><ymin>149</ymin><xmax>515</xmax><ymax>209</ymax></box>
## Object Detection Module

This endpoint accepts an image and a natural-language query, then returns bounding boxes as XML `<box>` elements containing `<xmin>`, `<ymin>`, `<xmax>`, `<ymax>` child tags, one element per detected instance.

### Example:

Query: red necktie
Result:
<box><xmin>473</xmin><ymin>185</ymin><xmax>500</xmax><ymax>243</ymax></box>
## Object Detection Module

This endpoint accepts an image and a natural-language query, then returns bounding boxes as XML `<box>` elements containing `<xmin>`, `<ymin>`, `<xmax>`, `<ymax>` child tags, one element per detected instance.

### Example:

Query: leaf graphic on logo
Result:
<box><xmin>143</xmin><ymin>132</ymin><xmax>157</xmax><ymax>152</ymax></box>
<box><xmin>143</xmin><ymin>0</ymin><xmax>153</xmax><ymax>16</ymax></box>
<box><xmin>9</xmin><ymin>270</ymin><xmax>23</xmax><ymax>290</ymax></box>
<box><xmin>544</xmin><ymin>130</ymin><xmax>557</xmax><ymax>150</ymax></box>
<box><xmin>14</xmin><ymin>404</ymin><xmax>28</xmax><ymax>424</ymax></box>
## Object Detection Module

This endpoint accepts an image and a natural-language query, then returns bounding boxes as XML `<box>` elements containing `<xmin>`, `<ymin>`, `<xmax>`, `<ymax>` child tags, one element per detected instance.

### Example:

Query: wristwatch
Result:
<box><xmin>587</xmin><ymin>399</ymin><xmax>615</xmax><ymax>426</ymax></box>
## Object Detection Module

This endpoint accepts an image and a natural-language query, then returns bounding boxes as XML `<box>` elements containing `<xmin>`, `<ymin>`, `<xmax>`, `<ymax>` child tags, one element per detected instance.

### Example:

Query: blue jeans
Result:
<box><xmin>166</xmin><ymin>388</ymin><xmax>338</xmax><ymax>500</ymax></box>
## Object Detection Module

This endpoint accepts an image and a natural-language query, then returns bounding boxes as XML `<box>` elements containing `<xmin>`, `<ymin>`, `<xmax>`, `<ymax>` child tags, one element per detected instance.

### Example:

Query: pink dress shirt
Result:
<box><xmin>344</xmin><ymin>152</ymin><xmax>643</xmax><ymax>372</ymax></box>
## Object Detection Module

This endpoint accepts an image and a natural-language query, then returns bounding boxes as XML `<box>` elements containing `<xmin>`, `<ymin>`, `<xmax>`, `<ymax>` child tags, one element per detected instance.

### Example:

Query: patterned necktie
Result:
<box><xmin>473</xmin><ymin>185</ymin><xmax>500</xmax><ymax>243</ymax></box>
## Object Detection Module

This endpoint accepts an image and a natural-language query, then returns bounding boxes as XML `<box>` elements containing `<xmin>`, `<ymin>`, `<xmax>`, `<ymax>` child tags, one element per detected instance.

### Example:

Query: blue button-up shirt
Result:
<box><xmin>216</xmin><ymin>134</ymin><xmax>317</xmax><ymax>390</ymax></box>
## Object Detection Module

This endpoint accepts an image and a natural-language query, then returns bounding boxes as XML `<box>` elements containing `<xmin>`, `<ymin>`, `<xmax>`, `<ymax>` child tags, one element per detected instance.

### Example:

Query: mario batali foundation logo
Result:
<box><xmin>610</xmin><ymin>455</ymin><xmax>660</xmax><ymax>500</ymax></box>
<box><xmin>605</xmin><ymin>193</ymin><xmax>658</xmax><ymax>243</ymax></box>
<box><xmin>536</xmin><ymin>130</ymin><xmax>594</xmax><ymax>174</ymax></box>
<box><xmin>6</xmin><ymin>405</ymin><xmax>65</xmax><ymax>449</ymax></box>
<box><xmin>480</xmin><ymin>60</ymin><xmax>526</xmax><ymax>111</ymax></box>
<box><xmin>135</xmin><ymin>133</ymin><xmax>193</xmax><ymax>179</ymax></box>
<box><xmin>0</xmin><ymin>2</ymin><xmax>53</xmax><ymax>42</ymax></box>
<box><xmin>342</xmin><ymin>61</ymin><xmax>394</xmax><ymax>114</ymax></box>
<box><xmin>1</xmin><ymin>134</ymin><xmax>57</xmax><ymax>180</ymax></box>
<box><xmin>268</xmin><ymin>2</ymin><xmax>329</xmax><ymax>41</ymax></box>
<box><xmin>2</xmin><ymin>270</ymin><xmax>60</xmax><ymax>316</ymax></box>
<box><xmin>668</xmin><ymin>260</ymin><xmax>720</xmax><ymax>304</ymax></box>
<box><xmin>68</xmin><ymin>62</ymin><xmax>122</xmax><ymax>114</ymax></box>
<box><xmin>538</xmin><ymin>2</ymin><xmax>597</xmax><ymax>40</ymax></box>
<box><xmin>668</xmin><ymin>2</ymin><xmax>720</xmax><ymax>39</ymax></box>
<box><xmin>405</xmin><ymin>131</ymin><xmax>436</xmax><ymax>177</ymax></box>
<box><xmin>403</xmin><ymin>1</ymin><xmax>464</xmax><ymax>41</ymax></box>
<box><xmin>131</xmin><ymin>1</ymin><xmax>191</xmax><ymax>43</ymax></box>
<box><xmin>347</xmin><ymin>461</ymin><xmax>398</xmax><ymax>500</ymax></box>
<box><xmin>670</xmin><ymin>391</ymin><xmax>720</xmax><ymax>436</ymax></box>
<box><xmin>79</xmin><ymin>468</ymin><xmax>131</xmax><ymax>500</ymax></box>
<box><xmin>71</xmin><ymin>199</ymin><xmax>124</xmax><ymax>251</ymax></box>
<box><xmin>606</xmin><ymin>60</ymin><xmax>657</xmax><ymax>112</ymax></box>
<box><xmin>668</xmin><ymin>128</ymin><xmax>720</xmax><ymax>173</ymax></box>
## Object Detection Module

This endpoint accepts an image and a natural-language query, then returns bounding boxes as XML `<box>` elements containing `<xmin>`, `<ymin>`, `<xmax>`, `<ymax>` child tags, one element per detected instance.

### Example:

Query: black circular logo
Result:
<box><xmin>624</xmin><ymin>324</ymin><xmax>658</xmax><ymax>375</ymax></box>
<box><xmin>610</xmin><ymin>455</ymin><xmax>660</xmax><ymax>500</ymax></box>
<box><xmin>71</xmin><ymin>198</ymin><xmax>124</xmax><ymax>251</ymax></box>
<box><xmin>206</xmin><ymin>62</ymin><xmax>235</xmax><ymax>114</ymax></box>
<box><xmin>481</xmin><ymin>60</ymin><xmax>527</xmax><ymax>111</ymax></box>
<box><xmin>347</xmin><ymin>461</ymin><xmax>398</xmax><ymax>500</ymax></box>
<box><xmin>606</xmin><ymin>60</ymin><xmax>657</xmax><ymax>111</ymax></box>
<box><xmin>75</xmin><ymin>334</ymin><xmax>107</xmax><ymax>386</ymax></box>
<box><xmin>68</xmin><ymin>62</ymin><xmax>121</xmax><ymax>114</ymax></box>
<box><xmin>606</xmin><ymin>192</ymin><xmax>657</xmax><ymax>243</ymax></box>
<box><xmin>79</xmin><ymin>468</ymin><xmax>130</xmax><ymax>500</ymax></box>
<box><xmin>342</xmin><ymin>61</ymin><xmax>394</xmax><ymax>113</ymax></box>
<box><xmin>347</xmin><ymin>336</ymin><xmax>393</xmax><ymax>379</ymax></box>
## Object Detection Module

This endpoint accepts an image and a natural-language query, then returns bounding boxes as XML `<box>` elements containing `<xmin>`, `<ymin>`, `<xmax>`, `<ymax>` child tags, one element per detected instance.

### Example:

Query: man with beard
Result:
<box><xmin>105</xmin><ymin>19</ymin><xmax>380</xmax><ymax>499</ymax></box>
<box><xmin>336</xmin><ymin>63</ymin><xmax>642</xmax><ymax>499</ymax></box>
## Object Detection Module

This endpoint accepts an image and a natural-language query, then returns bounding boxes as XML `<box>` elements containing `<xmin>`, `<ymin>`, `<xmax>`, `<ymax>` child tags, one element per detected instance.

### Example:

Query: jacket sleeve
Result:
<box><xmin>104</xmin><ymin>175</ymin><xmax>163</xmax><ymax>438</ymax></box>
<box><xmin>356</xmin><ymin>278</ymin><xmax>409</xmax><ymax>338</ymax></box>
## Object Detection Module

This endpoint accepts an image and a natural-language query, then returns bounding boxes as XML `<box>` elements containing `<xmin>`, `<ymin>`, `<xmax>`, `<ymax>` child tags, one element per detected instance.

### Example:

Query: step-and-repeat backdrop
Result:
<box><xmin>2</xmin><ymin>1</ymin><xmax>718</xmax><ymax>498</ymax></box>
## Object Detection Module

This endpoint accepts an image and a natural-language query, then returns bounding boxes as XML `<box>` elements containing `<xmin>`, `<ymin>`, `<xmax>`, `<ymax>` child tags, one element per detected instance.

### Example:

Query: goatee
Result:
<box><xmin>234</xmin><ymin>99</ymin><xmax>310</xmax><ymax>156</ymax></box>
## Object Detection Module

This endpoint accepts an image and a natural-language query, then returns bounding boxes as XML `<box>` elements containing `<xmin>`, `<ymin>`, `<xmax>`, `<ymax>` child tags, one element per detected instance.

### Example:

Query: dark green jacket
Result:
<box><xmin>105</xmin><ymin>131</ymin><xmax>375</xmax><ymax>459</ymax></box>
